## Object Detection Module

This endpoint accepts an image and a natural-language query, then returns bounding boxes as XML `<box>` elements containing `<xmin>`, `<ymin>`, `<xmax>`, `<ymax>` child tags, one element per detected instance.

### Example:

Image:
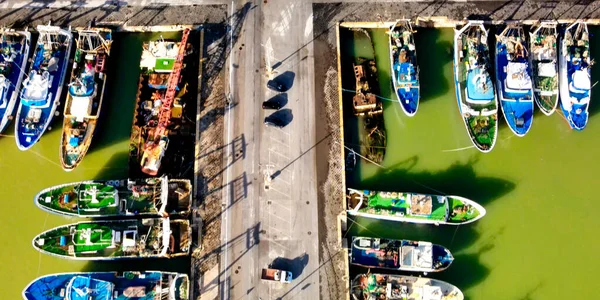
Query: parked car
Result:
<box><xmin>262</xmin><ymin>99</ymin><xmax>283</xmax><ymax>110</ymax></box>
<box><xmin>267</xmin><ymin>80</ymin><xmax>285</xmax><ymax>92</ymax></box>
<box><xmin>264</xmin><ymin>115</ymin><xmax>286</xmax><ymax>128</ymax></box>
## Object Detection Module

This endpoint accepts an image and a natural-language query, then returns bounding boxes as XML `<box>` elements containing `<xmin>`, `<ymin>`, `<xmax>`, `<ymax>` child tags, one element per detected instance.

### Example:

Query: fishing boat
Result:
<box><xmin>495</xmin><ymin>24</ymin><xmax>535</xmax><ymax>137</ymax></box>
<box><xmin>35</xmin><ymin>176</ymin><xmax>191</xmax><ymax>218</ymax></box>
<box><xmin>389</xmin><ymin>20</ymin><xmax>419</xmax><ymax>116</ymax></box>
<box><xmin>559</xmin><ymin>21</ymin><xmax>592</xmax><ymax>130</ymax></box>
<box><xmin>59</xmin><ymin>28</ymin><xmax>112</xmax><ymax>171</ymax></box>
<box><xmin>350</xmin><ymin>237</ymin><xmax>453</xmax><ymax>273</ymax></box>
<box><xmin>530</xmin><ymin>21</ymin><xmax>559</xmax><ymax>115</ymax></box>
<box><xmin>131</xmin><ymin>29</ymin><xmax>190</xmax><ymax>176</ymax></box>
<box><xmin>0</xmin><ymin>28</ymin><xmax>31</xmax><ymax>134</ymax></box>
<box><xmin>15</xmin><ymin>24</ymin><xmax>72</xmax><ymax>150</ymax></box>
<box><xmin>347</xmin><ymin>188</ymin><xmax>486</xmax><ymax>225</ymax></box>
<box><xmin>32</xmin><ymin>217</ymin><xmax>191</xmax><ymax>260</ymax></box>
<box><xmin>351</xmin><ymin>273</ymin><xmax>464</xmax><ymax>300</ymax></box>
<box><xmin>453</xmin><ymin>21</ymin><xmax>498</xmax><ymax>153</ymax></box>
<box><xmin>23</xmin><ymin>271</ymin><xmax>189</xmax><ymax>300</ymax></box>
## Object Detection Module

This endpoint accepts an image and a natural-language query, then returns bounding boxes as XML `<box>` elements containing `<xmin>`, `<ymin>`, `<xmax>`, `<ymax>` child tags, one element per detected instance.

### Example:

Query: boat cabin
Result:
<box><xmin>352</xmin><ymin>60</ymin><xmax>383</xmax><ymax>116</ymax></box>
<box><xmin>21</xmin><ymin>70</ymin><xmax>50</xmax><ymax>107</ymax></box>
<box><xmin>140</xmin><ymin>39</ymin><xmax>179</xmax><ymax>73</ymax></box>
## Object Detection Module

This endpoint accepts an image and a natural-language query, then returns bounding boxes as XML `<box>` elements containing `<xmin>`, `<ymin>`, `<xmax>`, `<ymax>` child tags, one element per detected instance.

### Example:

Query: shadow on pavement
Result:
<box><xmin>269</xmin><ymin>253</ymin><xmax>309</xmax><ymax>280</ymax></box>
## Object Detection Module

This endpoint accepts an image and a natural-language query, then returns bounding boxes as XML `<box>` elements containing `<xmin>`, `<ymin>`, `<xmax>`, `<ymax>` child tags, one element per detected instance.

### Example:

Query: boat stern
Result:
<box><xmin>500</xmin><ymin>99</ymin><xmax>534</xmax><ymax>137</ymax></box>
<box><xmin>397</xmin><ymin>85</ymin><xmax>419</xmax><ymax>116</ymax></box>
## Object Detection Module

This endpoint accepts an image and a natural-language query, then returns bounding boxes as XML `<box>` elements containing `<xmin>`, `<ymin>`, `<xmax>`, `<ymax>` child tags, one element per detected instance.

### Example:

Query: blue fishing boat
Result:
<box><xmin>350</xmin><ymin>237</ymin><xmax>454</xmax><ymax>273</ymax></box>
<box><xmin>0</xmin><ymin>28</ymin><xmax>31</xmax><ymax>134</ymax></box>
<box><xmin>495</xmin><ymin>24</ymin><xmax>535</xmax><ymax>137</ymax></box>
<box><xmin>15</xmin><ymin>24</ymin><xmax>72</xmax><ymax>150</ymax></box>
<box><xmin>389</xmin><ymin>20</ymin><xmax>419</xmax><ymax>116</ymax></box>
<box><xmin>559</xmin><ymin>21</ymin><xmax>591</xmax><ymax>130</ymax></box>
<box><xmin>23</xmin><ymin>271</ymin><xmax>189</xmax><ymax>300</ymax></box>
<box><xmin>453</xmin><ymin>21</ymin><xmax>498</xmax><ymax>153</ymax></box>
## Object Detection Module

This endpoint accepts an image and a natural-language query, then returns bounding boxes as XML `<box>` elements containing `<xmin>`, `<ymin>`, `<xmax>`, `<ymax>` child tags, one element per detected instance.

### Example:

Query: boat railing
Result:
<box><xmin>347</xmin><ymin>188</ymin><xmax>363</xmax><ymax>212</ymax></box>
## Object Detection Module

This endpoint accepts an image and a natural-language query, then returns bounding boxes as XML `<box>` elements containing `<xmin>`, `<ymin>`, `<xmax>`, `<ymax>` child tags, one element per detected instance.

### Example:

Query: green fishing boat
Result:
<box><xmin>347</xmin><ymin>188</ymin><xmax>485</xmax><ymax>225</ymax></box>
<box><xmin>35</xmin><ymin>176</ymin><xmax>191</xmax><ymax>218</ymax></box>
<box><xmin>32</xmin><ymin>218</ymin><xmax>191</xmax><ymax>260</ymax></box>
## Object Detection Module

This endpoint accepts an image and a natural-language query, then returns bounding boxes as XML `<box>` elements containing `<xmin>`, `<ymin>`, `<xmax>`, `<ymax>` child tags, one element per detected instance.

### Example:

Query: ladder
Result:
<box><xmin>95</xmin><ymin>52</ymin><xmax>106</xmax><ymax>73</ymax></box>
<box><xmin>143</xmin><ymin>28</ymin><xmax>190</xmax><ymax>153</ymax></box>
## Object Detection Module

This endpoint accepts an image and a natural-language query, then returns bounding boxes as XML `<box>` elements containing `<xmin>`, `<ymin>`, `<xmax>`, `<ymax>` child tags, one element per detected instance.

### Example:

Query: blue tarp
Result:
<box><xmin>466</xmin><ymin>71</ymin><xmax>494</xmax><ymax>101</ymax></box>
<box><xmin>69</xmin><ymin>276</ymin><xmax>113</xmax><ymax>300</ymax></box>
<box><xmin>32</xmin><ymin>45</ymin><xmax>44</xmax><ymax>71</ymax></box>
<box><xmin>69</xmin><ymin>75</ymin><xmax>95</xmax><ymax>97</ymax></box>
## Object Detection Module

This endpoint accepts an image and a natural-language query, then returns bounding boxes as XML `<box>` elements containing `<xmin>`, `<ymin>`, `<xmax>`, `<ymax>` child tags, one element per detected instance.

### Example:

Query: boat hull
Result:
<box><xmin>559</xmin><ymin>22</ymin><xmax>591</xmax><ymax>131</ymax></box>
<box><xmin>389</xmin><ymin>20</ymin><xmax>420</xmax><ymax>116</ymax></box>
<box><xmin>15</xmin><ymin>25</ymin><xmax>72</xmax><ymax>150</ymax></box>
<box><xmin>495</xmin><ymin>26</ymin><xmax>535</xmax><ymax>137</ymax></box>
<box><xmin>34</xmin><ymin>177</ymin><xmax>192</xmax><ymax>218</ymax></box>
<box><xmin>453</xmin><ymin>22</ymin><xmax>498</xmax><ymax>153</ymax></box>
<box><xmin>0</xmin><ymin>29</ymin><xmax>31</xmax><ymax>134</ymax></box>
<box><xmin>347</xmin><ymin>188</ymin><xmax>486</xmax><ymax>225</ymax></box>
<box><xmin>23</xmin><ymin>271</ymin><xmax>189</xmax><ymax>300</ymax></box>
<box><xmin>60</xmin><ymin>29</ymin><xmax>112</xmax><ymax>170</ymax></box>
<box><xmin>350</xmin><ymin>237</ymin><xmax>453</xmax><ymax>272</ymax></box>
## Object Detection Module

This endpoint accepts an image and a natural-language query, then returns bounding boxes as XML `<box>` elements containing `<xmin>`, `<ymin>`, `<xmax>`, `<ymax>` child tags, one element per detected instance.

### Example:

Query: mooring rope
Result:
<box><xmin>30</xmin><ymin>149</ymin><xmax>63</xmax><ymax>169</ymax></box>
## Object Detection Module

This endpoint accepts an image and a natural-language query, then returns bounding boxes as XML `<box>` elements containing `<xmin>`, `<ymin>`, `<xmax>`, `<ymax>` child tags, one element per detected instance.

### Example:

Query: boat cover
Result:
<box><xmin>32</xmin><ymin>45</ymin><xmax>44</xmax><ymax>70</ymax></box>
<box><xmin>466</xmin><ymin>70</ymin><xmax>494</xmax><ymax>102</ymax></box>
<box><xmin>506</xmin><ymin>62</ymin><xmax>532</xmax><ymax>90</ymax></box>
<box><xmin>401</xmin><ymin>242</ymin><xmax>433</xmax><ymax>269</ymax></box>
<box><xmin>70</xmin><ymin>96</ymin><xmax>92</xmax><ymax>121</ymax></box>
<box><xmin>69</xmin><ymin>75</ymin><xmax>95</xmax><ymax>97</ymax></box>
<box><xmin>533</xmin><ymin>46</ymin><xmax>554</xmax><ymax>61</ymax></box>
<box><xmin>537</xmin><ymin>62</ymin><xmax>556</xmax><ymax>77</ymax></box>
<box><xmin>423</xmin><ymin>285</ymin><xmax>444</xmax><ymax>300</ymax></box>
<box><xmin>21</xmin><ymin>71</ymin><xmax>50</xmax><ymax>106</ymax></box>
<box><xmin>68</xmin><ymin>276</ymin><xmax>113</xmax><ymax>300</ymax></box>
<box><xmin>395</xmin><ymin>62</ymin><xmax>417</xmax><ymax>83</ymax></box>
<box><xmin>572</xmin><ymin>69</ymin><xmax>590</xmax><ymax>91</ymax></box>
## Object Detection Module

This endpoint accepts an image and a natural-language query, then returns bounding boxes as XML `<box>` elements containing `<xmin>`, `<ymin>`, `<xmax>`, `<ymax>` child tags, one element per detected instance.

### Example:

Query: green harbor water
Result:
<box><xmin>341</xmin><ymin>26</ymin><xmax>600</xmax><ymax>299</ymax></box>
<box><xmin>0</xmin><ymin>32</ymin><xmax>189</xmax><ymax>299</ymax></box>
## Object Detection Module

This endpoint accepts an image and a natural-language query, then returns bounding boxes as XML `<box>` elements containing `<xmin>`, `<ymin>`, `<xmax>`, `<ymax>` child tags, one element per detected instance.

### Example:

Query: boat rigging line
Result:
<box><xmin>335</xmin><ymin>140</ymin><xmax>385</xmax><ymax>169</ymax></box>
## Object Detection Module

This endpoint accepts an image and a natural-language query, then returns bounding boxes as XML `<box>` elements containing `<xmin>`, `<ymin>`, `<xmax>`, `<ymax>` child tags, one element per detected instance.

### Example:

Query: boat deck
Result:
<box><xmin>358</xmin><ymin>191</ymin><xmax>447</xmax><ymax>221</ymax></box>
<box><xmin>33</xmin><ymin>218</ymin><xmax>191</xmax><ymax>259</ymax></box>
<box><xmin>36</xmin><ymin>178</ymin><xmax>192</xmax><ymax>217</ymax></box>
